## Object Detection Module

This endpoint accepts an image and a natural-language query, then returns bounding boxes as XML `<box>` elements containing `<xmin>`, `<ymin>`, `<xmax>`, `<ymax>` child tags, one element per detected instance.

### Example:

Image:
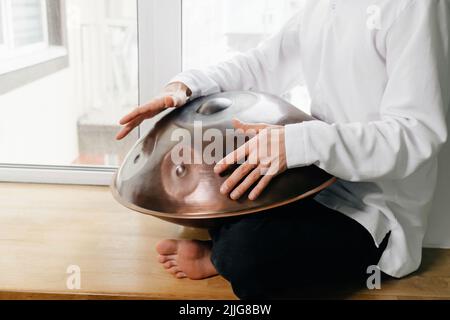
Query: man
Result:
<box><xmin>117</xmin><ymin>0</ymin><xmax>450</xmax><ymax>299</ymax></box>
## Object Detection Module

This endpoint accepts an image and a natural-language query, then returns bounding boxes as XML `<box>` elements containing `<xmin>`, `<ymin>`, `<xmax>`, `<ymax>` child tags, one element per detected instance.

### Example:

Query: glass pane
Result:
<box><xmin>182</xmin><ymin>0</ymin><xmax>311</xmax><ymax>113</ymax></box>
<box><xmin>0</xmin><ymin>0</ymin><xmax>138</xmax><ymax>167</ymax></box>
<box><xmin>11</xmin><ymin>0</ymin><xmax>45</xmax><ymax>47</ymax></box>
<box><xmin>0</xmin><ymin>3</ymin><xmax>4</xmax><ymax>45</ymax></box>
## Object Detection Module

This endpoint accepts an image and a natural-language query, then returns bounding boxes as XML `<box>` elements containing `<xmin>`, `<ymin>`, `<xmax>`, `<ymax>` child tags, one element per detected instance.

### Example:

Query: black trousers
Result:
<box><xmin>209</xmin><ymin>198</ymin><xmax>390</xmax><ymax>300</ymax></box>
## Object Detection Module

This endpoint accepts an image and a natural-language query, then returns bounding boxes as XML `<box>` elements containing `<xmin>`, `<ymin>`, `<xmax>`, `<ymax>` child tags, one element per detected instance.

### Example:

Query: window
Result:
<box><xmin>182</xmin><ymin>0</ymin><xmax>311</xmax><ymax>112</ymax></box>
<box><xmin>0</xmin><ymin>2</ymin><xmax>4</xmax><ymax>45</ymax></box>
<box><xmin>0</xmin><ymin>0</ymin><xmax>49</xmax><ymax>59</ymax></box>
<box><xmin>0</xmin><ymin>0</ymin><xmax>67</xmax><ymax>79</ymax></box>
<box><xmin>0</xmin><ymin>0</ymin><xmax>139</xmax><ymax>184</ymax></box>
<box><xmin>11</xmin><ymin>0</ymin><xmax>47</xmax><ymax>48</ymax></box>
<box><xmin>0</xmin><ymin>0</ymin><xmax>309</xmax><ymax>185</ymax></box>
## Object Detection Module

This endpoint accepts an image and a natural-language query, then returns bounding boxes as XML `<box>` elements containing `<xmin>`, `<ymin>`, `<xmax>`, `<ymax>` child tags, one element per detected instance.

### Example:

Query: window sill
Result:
<box><xmin>0</xmin><ymin>183</ymin><xmax>235</xmax><ymax>300</ymax></box>
<box><xmin>0</xmin><ymin>183</ymin><xmax>449</xmax><ymax>300</ymax></box>
<box><xmin>0</xmin><ymin>46</ymin><xmax>67</xmax><ymax>75</ymax></box>
<box><xmin>0</xmin><ymin>164</ymin><xmax>115</xmax><ymax>186</ymax></box>
<box><xmin>0</xmin><ymin>46</ymin><xmax>69</xmax><ymax>95</ymax></box>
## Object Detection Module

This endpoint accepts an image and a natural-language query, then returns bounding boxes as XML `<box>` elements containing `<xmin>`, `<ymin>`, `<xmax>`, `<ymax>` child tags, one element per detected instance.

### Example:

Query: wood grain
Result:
<box><xmin>0</xmin><ymin>183</ymin><xmax>235</xmax><ymax>300</ymax></box>
<box><xmin>0</xmin><ymin>183</ymin><xmax>449</xmax><ymax>300</ymax></box>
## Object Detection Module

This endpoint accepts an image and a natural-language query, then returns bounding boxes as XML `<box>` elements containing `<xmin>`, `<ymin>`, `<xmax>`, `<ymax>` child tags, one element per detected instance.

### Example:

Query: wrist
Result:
<box><xmin>165</xmin><ymin>82</ymin><xmax>192</xmax><ymax>97</ymax></box>
<box><xmin>164</xmin><ymin>82</ymin><xmax>192</xmax><ymax>107</ymax></box>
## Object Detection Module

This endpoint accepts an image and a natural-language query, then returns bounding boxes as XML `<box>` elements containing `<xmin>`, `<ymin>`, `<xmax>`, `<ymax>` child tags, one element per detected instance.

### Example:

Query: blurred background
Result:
<box><xmin>0</xmin><ymin>0</ymin><xmax>307</xmax><ymax>167</ymax></box>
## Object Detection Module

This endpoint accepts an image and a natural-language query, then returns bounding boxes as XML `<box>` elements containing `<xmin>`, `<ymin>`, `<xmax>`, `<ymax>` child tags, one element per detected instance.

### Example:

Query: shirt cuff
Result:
<box><xmin>284</xmin><ymin>122</ymin><xmax>318</xmax><ymax>169</ymax></box>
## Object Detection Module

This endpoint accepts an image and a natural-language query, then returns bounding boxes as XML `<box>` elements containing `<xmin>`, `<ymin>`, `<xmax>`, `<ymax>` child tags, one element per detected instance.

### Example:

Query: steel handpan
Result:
<box><xmin>112</xmin><ymin>91</ymin><xmax>336</xmax><ymax>228</ymax></box>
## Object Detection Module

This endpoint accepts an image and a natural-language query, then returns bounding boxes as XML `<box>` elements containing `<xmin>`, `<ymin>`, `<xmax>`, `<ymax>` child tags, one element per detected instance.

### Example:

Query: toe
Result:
<box><xmin>156</xmin><ymin>240</ymin><xmax>179</xmax><ymax>255</ymax></box>
<box><xmin>176</xmin><ymin>272</ymin><xmax>187</xmax><ymax>279</ymax></box>
<box><xmin>163</xmin><ymin>260</ymin><xmax>178</xmax><ymax>269</ymax></box>
<box><xmin>168</xmin><ymin>266</ymin><xmax>181</xmax><ymax>275</ymax></box>
<box><xmin>158</xmin><ymin>254</ymin><xmax>177</xmax><ymax>263</ymax></box>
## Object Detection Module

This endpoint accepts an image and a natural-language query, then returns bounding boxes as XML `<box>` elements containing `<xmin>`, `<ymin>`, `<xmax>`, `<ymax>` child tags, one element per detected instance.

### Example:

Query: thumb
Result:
<box><xmin>232</xmin><ymin>118</ymin><xmax>271</xmax><ymax>133</ymax></box>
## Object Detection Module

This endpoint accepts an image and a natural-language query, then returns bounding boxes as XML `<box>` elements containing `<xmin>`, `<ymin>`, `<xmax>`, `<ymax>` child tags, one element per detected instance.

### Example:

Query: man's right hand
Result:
<box><xmin>116</xmin><ymin>82</ymin><xmax>191</xmax><ymax>140</ymax></box>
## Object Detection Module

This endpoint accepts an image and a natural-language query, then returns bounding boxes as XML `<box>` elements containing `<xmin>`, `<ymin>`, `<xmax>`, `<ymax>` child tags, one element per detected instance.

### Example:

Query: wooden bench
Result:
<box><xmin>0</xmin><ymin>183</ymin><xmax>448</xmax><ymax>300</ymax></box>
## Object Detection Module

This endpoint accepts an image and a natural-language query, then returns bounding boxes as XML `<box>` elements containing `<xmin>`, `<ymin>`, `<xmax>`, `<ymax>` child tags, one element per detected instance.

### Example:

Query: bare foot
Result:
<box><xmin>156</xmin><ymin>239</ymin><xmax>219</xmax><ymax>280</ymax></box>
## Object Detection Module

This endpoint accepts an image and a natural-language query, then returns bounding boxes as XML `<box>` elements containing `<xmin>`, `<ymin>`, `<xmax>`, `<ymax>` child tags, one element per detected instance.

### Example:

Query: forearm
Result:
<box><xmin>285</xmin><ymin>117</ymin><xmax>447</xmax><ymax>182</ymax></box>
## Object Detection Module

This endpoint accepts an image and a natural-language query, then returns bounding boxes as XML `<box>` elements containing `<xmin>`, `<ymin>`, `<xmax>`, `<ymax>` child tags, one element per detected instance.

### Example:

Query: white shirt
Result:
<box><xmin>171</xmin><ymin>0</ymin><xmax>450</xmax><ymax>278</ymax></box>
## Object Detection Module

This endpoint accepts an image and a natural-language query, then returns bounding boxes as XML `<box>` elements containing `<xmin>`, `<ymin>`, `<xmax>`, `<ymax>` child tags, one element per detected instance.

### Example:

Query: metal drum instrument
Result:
<box><xmin>112</xmin><ymin>91</ymin><xmax>335</xmax><ymax>228</ymax></box>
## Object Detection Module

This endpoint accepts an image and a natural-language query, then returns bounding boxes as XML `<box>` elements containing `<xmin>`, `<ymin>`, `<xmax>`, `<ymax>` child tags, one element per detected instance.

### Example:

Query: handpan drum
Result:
<box><xmin>111</xmin><ymin>91</ymin><xmax>336</xmax><ymax>228</ymax></box>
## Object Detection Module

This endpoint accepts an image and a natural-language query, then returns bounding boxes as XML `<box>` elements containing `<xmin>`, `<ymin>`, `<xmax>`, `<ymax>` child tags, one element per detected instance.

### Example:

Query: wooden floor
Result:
<box><xmin>0</xmin><ymin>183</ymin><xmax>449</xmax><ymax>300</ymax></box>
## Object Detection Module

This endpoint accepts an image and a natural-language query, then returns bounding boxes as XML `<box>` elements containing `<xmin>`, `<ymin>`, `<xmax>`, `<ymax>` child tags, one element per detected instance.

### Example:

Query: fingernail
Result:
<box><xmin>230</xmin><ymin>192</ymin><xmax>239</xmax><ymax>200</ymax></box>
<box><xmin>220</xmin><ymin>186</ymin><xmax>228</xmax><ymax>194</ymax></box>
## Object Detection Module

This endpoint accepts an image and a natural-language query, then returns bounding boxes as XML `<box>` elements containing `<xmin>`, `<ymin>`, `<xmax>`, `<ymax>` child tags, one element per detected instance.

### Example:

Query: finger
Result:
<box><xmin>214</xmin><ymin>139</ymin><xmax>254</xmax><ymax>174</ymax></box>
<box><xmin>119</xmin><ymin>97</ymin><xmax>166</xmax><ymax>125</ymax></box>
<box><xmin>248</xmin><ymin>174</ymin><xmax>275</xmax><ymax>201</ymax></box>
<box><xmin>229</xmin><ymin>166</ymin><xmax>263</xmax><ymax>200</ymax></box>
<box><xmin>176</xmin><ymin>272</ymin><xmax>187</xmax><ymax>279</ymax></box>
<box><xmin>116</xmin><ymin>115</ymin><xmax>145</xmax><ymax>140</ymax></box>
<box><xmin>220</xmin><ymin>161</ymin><xmax>258</xmax><ymax>195</ymax></box>
<box><xmin>119</xmin><ymin>108</ymin><xmax>145</xmax><ymax>126</ymax></box>
<box><xmin>116</xmin><ymin>125</ymin><xmax>137</xmax><ymax>140</ymax></box>
<box><xmin>232</xmin><ymin>118</ymin><xmax>271</xmax><ymax>133</ymax></box>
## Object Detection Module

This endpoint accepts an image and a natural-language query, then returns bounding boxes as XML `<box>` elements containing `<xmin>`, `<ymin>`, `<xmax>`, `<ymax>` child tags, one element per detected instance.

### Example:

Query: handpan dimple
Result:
<box><xmin>197</xmin><ymin>97</ymin><xmax>233</xmax><ymax>115</ymax></box>
<box><xmin>111</xmin><ymin>91</ymin><xmax>336</xmax><ymax>228</ymax></box>
<box><xmin>160</xmin><ymin>148</ymin><xmax>201</xmax><ymax>199</ymax></box>
<box><xmin>175</xmin><ymin>164</ymin><xmax>187</xmax><ymax>178</ymax></box>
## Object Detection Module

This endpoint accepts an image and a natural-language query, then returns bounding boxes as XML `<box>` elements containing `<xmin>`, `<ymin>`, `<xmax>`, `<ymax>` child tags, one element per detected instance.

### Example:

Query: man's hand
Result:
<box><xmin>116</xmin><ymin>82</ymin><xmax>191</xmax><ymax>140</ymax></box>
<box><xmin>214</xmin><ymin>119</ymin><xmax>287</xmax><ymax>201</ymax></box>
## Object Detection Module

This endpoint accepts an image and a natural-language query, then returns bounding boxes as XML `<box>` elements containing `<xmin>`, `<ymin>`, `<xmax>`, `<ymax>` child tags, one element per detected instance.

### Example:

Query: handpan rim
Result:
<box><xmin>111</xmin><ymin>173</ymin><xmax>336</xmax><ymax>221</ymax></box>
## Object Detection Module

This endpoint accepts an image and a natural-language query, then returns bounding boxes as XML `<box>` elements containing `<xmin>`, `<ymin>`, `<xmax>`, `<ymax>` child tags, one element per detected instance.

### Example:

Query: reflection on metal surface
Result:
<box><xmin>111</xmin><ymin>91</ymin><xmax>336</xmax><ymax>228</ymax></box>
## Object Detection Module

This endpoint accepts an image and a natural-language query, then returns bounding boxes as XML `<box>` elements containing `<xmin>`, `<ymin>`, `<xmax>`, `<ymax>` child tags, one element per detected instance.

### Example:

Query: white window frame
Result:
<box><xmin>0</xmin><ymin>0</ymin><xmax>182</xmax><ymax>186</ymax></box>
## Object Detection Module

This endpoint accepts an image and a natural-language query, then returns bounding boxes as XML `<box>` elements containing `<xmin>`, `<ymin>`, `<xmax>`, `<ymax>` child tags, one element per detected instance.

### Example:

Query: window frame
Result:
<box><xmin>0</xmin><ymin>0</ymin><xmax>182</xmax><ymax>186</ymax></box>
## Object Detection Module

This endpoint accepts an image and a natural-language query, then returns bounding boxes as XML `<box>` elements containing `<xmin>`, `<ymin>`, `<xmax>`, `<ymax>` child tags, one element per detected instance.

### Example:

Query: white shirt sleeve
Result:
<box><xmin>286</xmin><ymin>0</ymin><xmax>450</xmax><ymax>182</ymax></box>
<box><xmin>170</xmin><ymin>12</ymin><xmax>304</xmax><ymax>99</ymax></box>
